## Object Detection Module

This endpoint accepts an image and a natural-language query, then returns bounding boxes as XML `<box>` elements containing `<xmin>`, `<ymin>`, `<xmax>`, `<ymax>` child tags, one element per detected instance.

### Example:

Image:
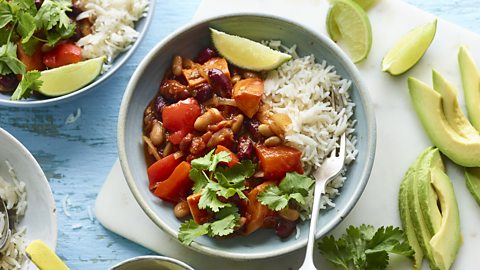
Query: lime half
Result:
<box><xmin>38</xmin><ymin>56</ymin><xmax>105</xmax><ymax>97</ymax></box>
<box><xmin>210</xmin><ymin>28</ymin><xmax>291</xmax><ymax>71</ymax></box>
<box><xmin>382</xmin><ymin>19</ymin><xmax>437</xmax><ymax>75</ymax></box>
<box><xmin>326</xmin><ymin>0</ymin><xmax>372</xmax><ymax>63</ymax></box>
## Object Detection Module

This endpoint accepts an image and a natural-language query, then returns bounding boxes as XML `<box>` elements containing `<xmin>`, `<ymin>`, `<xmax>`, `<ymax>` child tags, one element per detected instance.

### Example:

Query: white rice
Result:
<box><xmin>263</xmin><ymin>42</ymin><xmax>358</xmax><ymax>213</ymax></box>
<box><xmin>75</xmin><ymin>0</ymin><xmax>149</xmax><ymax>70</ymax></box>
<box><xmin>0</xmin><ymin>161</ymin><xmax>27</xmax><ymax>270</ymax></box>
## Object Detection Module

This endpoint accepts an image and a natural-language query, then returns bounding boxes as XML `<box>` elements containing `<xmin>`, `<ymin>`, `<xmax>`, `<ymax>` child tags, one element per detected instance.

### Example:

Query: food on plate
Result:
<box><xmin>0</xmin><ymin>161</ymin><xmax>28</xmax><ymax>270</ymax></box>
<box><xmin>465</xmin><ymin>167</ymin><xmax>480</xmax><ymax>206</ymax></box>
<box><xmin>351</xmin><ymin>0</ymin><xmax>380</xmax><ymax>10</ymax></box>
<box><xmin>458</xmin><ymin>46</ymin><xmax>480</xmax><ymax>130</ymax></box>
<box><xmin>408</xmin><ymin>76</ymin><xmax>480</xmax><ymax>167</ymax></box>
<box><xmin>326</xmin><ymin>0</ymin><xmax>372</xmax><ymax>63</ymax></box>
<box><xmin>142</xmin><ymin>32</ymin><xmax>357</xmax><ymax>244</ymax></box>
<box><xmin>317</xmin><ymin>224</ymin><xmax>413</xmax><ymax>270</ymax></box>
<box><xmin>382</xmin><ymin>19</ymin><xmax>437</xmax><ymax>75</ymax></box>
<box><xmin>210</xmin><ymin>28</ymin><xmax>291</xmax><ymax>71</ymax></box>
<box><xmin>398</xmin><ymin>147</ymin><xmax>461</xmax><ymax>270</ymax></box>
<box><xmin>0</xmin><ymin>0</ymin><xmax>148</xmax><ymax>100</ymax></box>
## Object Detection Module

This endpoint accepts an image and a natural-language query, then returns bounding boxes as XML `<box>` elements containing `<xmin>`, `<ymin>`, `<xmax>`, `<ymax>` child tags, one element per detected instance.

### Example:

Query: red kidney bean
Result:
<box><xmin>263</xmin><ymin>216</ymin><xmax>279</xmax><ymax>229</ymax></box>
<box><xmin>237</xmin><ymin>135</ymin><xmax>253</xmax><ymax>160</ymax></box>
<box><xmin>193</xmin><ymin>83</ymin><xmax>213</xmax><ymax>102</ymax></box>
<box><xmin>159</xmin><ymin>80</ymin><xmax>190</xmax><ymax>102</ymax></box>
<box><xmin>196</xmin><ymin>47</ymin><xmax>217</xmax><ymax>64</ymax></box>
<box><xmin>154</xmin><ymin>95</ymin><xmax>168</xmax><ymax>119</ymax></box>
<box><xmin>0</xmin><ymin>74</ymin><xmax>19</xmax><ymax>92</ymax></box>
<box><xmin>179</xmin><ymin>133</ymin><xmax>194</xmax><ymax>153</ymax></box>
<box><xmin>246</xmin><ymin>119</ymin><xmax>263</xmax><ymax>142</ymax></box>
<box><xmin>208</xmin><ymin>68</ymin><xmax>232</xmax><ymax>98</ymax></box>
<box><xmin>275</xmin><ymin>218</ymin><xmax>296</xmax><ymax>239</ymax></box>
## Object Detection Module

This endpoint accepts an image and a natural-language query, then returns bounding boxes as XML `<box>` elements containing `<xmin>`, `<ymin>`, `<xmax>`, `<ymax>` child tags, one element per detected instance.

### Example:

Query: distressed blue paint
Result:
<box><xmin>0</xmin><ymin>0</ymin><xmax>478</xmax><ymax>269</ymax></box>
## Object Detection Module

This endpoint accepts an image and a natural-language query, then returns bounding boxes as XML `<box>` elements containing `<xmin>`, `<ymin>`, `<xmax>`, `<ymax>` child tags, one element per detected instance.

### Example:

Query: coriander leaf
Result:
<box><xmin>11</xmin><ymin>0</ymin><xmax>36</xmax><ymax>15</ymax></box>
<box><xmin>178</xmin><ymin>219</ymin><xmax>209</xmax><ymax>245</ymax></box>
<box><xmin>189</xmin><ymin>168</ymin><xmax>209</xmax><ymax>193</ymax></box>
<box><xmin>279</xmin><ymin>172</ymin><xmax>315</xmax><ymax>196</ymax></box>
<box><xmin>191</xmin><ymin>149</ymin><xmax>231</xmax><ymax>172</ymax></box>
<box><xmin>257</xmin><ymin>185</ymin><xmax>288</xmax><ymax>211</ymax></box>
<box><xmin>209</xmin><ymin>150</ymin><xmax>231</xmax><ymax>171</ymax></box>
<box><xmin>209</xmin><ymin>213</ymin><xmax>239</xmax><ymax>237</ymax></box>
<box><xmin>0</xmin><ymin>42</ymin><xmax>26</xmax><ymax>75</ymax></box>
<box><xmin>317</xmin><ymin>225</ymin><xmax>413</xmax><ymax>270</ymax></box>
<box><xmin>198</xmin><ymin>183</ymin><xmax>231</xmax><ymax>212</ymax></box>
<box><xmin>215</xmin><ymin>160</ymin><xmax>255</xmax><ymax>187</ymax></box>
<box><xmin>257</xmin><ymin>172</ymin><xmax>314</xmax><ymax>211</ymax></box>
<box><xmin>19</xmin><ymin>36</ymin><xmax>40</xmax><ymax>56</ymax></box>
<box><xmin>17</xmin><ymin>11</ymin><xmax>35</xmax><ymax>43</ymax></box>
<box><xmin>0</xmin><ymin>2</ymin><xmax>13</xmax><ymax>29</ymax></box>
<box><xmin>10</xmin><ymin>70</ymin><xmax>42</xmax><ymax>100</ymax></box>
<box><xmin>35</xmin><ymin>0</ymin><xmax>74</xmax><ymax>46</ymax></box>
<box><xmin>215</xmin><ymin>206</ymin><xmax>239</xmax><ymax>219</ymax></box>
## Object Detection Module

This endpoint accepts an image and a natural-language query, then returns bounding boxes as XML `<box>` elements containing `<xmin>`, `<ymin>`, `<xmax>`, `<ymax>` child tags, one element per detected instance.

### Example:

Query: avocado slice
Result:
<box><xmin>408</xmin><ymin>77</ymin><xmax>480</xmax><ymax>167</ymax></box>
<box><xmin>399</xmin><ymin>153</ymin><xmax>424</xmax><ymax>270</ymax></box>
<box><xmin>407</xmin><ymin>148</ymin><xmax>441</xmax><ymax>270</ymax></box>
<box><xmin>458</xmin><ymin>46</ymin><xmax>480</xmax><ymax>131</ymax></box>
<box><xmin>432</xmin><ymin>69</ymin><xmax>479</xmax><ymax>138</ymax></box>
<box><xmin>429</xmin><ymin>167</ymin><xmax>462</xmax><ymax>270</ymax></box>
<box><xmin>465</xmin><ymin>167</ymin><xmax>480</xmax><ymax>206</ymax></box>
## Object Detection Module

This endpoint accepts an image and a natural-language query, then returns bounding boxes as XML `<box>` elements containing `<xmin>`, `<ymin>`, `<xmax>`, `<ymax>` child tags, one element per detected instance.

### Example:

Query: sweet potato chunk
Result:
<box><xmin>244</xmin><ymin>181</ymin><xmax>274</xmax><ymax>235</ymax></box>
<box><xmin>182</xmin><ymin>57</ymin><xmax>230</xmax><ymax>87</ymax></box>
<box><xmin>203</xmin><ymin>57</ymin><xmax>230</xmax><ymax>78</ymax></box>
<box><xmin>255</xmin><ymin>145</ymin><xmax>303</xmax><ymax>180</ymax></box>
<box><xmin>232</xmin><ymin>78</ymin><xmax>264</xmax><ymax>118</ymax></box>
<box><xmin>187</xmin><ymin>193</ymin><xmax>213</xmax><ymax>224</ymax></box>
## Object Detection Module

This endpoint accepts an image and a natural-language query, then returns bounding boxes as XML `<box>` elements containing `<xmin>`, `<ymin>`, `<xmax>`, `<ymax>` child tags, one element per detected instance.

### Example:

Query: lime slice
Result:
<box><xmin>38</xmin><ymin>56</ymin><xmax>105</xmax><ymax>97</ymax></box>
<box><xmin>210</xmin><ymin>28</ymin><xmax>291</xmax><ymax>71</ymax></box>
<box><xmin>382</xmin><ymin>19</ymin><xmax>437</xmax><ymax>75</ymax></box>
<box><xmin>352</xmin><ymin>0</ymin><xmax>379</xmax><ymax>10</ymax></box>
<box><xmin>326</xmin><ymin>0</ymin><xmax>372</xmax><ymax>63</ymax></box>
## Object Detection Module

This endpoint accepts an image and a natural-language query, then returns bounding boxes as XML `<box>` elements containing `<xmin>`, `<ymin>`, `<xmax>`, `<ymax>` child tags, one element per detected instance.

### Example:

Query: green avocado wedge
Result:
<box><xmin>432</xmin><ymin>69</ymin><xmax>479</xmax><ymax>138</ymax></box>
<box><xmin>408</xmin><ymin>77</ymin><xmax>480</xmax><ymax>167</ymax></box>
<box><xmin>465</xmin><ymin>167</ymin><xmax>480</xmax><ymax>206</ymax></box>
<box><xmin>458</xmin><ymin>46</ymin><xmax>480</xmax><ymax>131</ymax></box>
<box><xmin>399</xmin><ymin>152</ymin><xmax>425</xmax><ymax>270</ymax></box>
<box><xmin>429</xmin><ymin>167</ymin><xmax>462</xmax><ymax>270</ymax></box>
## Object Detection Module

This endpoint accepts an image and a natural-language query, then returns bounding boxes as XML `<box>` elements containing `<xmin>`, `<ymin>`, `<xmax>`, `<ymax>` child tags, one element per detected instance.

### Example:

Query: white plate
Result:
<box><xmin>0</xmin><ymin>128</ymin><xmax>57</xmax><ymax>269</ymax></box>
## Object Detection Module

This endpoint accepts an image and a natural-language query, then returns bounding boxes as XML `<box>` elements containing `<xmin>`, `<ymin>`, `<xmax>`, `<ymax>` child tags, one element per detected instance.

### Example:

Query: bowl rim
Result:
<box><xmin>118</xmin><ymin>13</ymin><xmax>376</xmax><ymax>260</ymax></box>
<box><xmin>0</xmin><ymin>0</ymin><xmax>155</xmax><ymax>108</ymax></box>
<box><xmin>109</xmin><ymin>255</ymin><xmax>194</xmax><ymax>270</ymax></box>
<box><xmin>0</xmin><ymin>127</ymin><xmax>58</xmax><ymax>251</ymax></box>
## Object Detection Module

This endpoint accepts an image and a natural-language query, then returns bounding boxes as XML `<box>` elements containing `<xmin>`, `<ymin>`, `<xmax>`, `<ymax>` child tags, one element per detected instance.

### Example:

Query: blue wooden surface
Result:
<box><xmin>0</xmin><ymin>0</ymin><xmax>478</xmax><ymax>269</ymax></box>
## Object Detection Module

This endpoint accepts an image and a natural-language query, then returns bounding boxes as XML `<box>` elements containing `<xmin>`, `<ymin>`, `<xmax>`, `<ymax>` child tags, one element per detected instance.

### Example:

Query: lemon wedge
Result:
<box><xmin>210</xmin><ymin>28</ymin><xmax>291</xmax><ymax>71</ymax></box>
<box><xmin>26</xmin><ymin>240</ymin><xmax>69</xmax><ymax>270</ymax></box>
<box><xmin>326</xmin><ymin>0</ymin><xmax>373</xmax><ymax>63</ymax></box>
<box><xmin>382</xmin><ymin>19</ymin><xmax>437</xmax><ymax>75</ymax></box>
<box><xmin>38</xmin><ymin>56</ymin><xmax>105</xmax><ymax>97</ymax></box>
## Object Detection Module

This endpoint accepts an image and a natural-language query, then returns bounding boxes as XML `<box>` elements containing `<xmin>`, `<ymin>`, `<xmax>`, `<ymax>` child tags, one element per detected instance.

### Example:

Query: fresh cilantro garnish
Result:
<box><xmin>317</xmin><ymin>225</ymin><xmax>414</xmax><ymax>270</ymax></box>
<box><xmin>178</xmin><ymin>207</ymin><xmax>240</xmax><ymax>245</ymax></box>
<box><xmin>0</xmin><ymin>42</ymin><xmax>26</xmax><ymax>75</ymax></box>
<box><xmin>35</xmin><ymin>0</ymin><xmax>75</xmax><ymax>46</ymax></box>
<box><xmin>257</xmin><ymin>172</ymin><xmax>314</xmax><ymax>211</ymax></box>
<box><xmin>11</xmin><ymin>70</ymin><xmax>42</xmax><ymax>100</ymax></box>
<box><xmin>189</xmin><ymin>150</ymin><xmax>255</xmax><ymax>213</ymax></box>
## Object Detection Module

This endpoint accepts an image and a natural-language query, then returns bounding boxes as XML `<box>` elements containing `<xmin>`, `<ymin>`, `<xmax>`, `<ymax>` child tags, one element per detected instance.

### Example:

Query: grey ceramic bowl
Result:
<box><xmin>0</xmin><ymin>0</ymin><xmax>154</xmax><ymax>107</ymax></box>
<box><xmin>110</xmin><ymin>256</ymin><xmax>194</xmax><ymax>270</ymax></box>
<box><xmin>0</xmin><ymin>128</ymin><xmax>57</xmax><ymax>270</ymax></box>
<box><xmin>118</xmin><ymin>14</ymin><xmax>376</xmax><ymax>260</ymax></box>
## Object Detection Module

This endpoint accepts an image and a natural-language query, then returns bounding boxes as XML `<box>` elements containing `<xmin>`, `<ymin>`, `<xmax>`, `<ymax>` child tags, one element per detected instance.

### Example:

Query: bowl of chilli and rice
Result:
<box><xmin>118</xmin><ymin>14</ymin><xmax>376</xmax><ymax>260</ymax></box>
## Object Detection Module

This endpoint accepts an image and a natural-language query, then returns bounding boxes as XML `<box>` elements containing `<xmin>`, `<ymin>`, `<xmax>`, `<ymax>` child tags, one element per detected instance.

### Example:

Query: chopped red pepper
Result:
<box><xmin>162</xmin><ymin>98</ymin><xmax>201</xmax><ymax>145</ymax></box>
<box><xmin>147</xmin><ymin>154</ymin><xmax>183</xmax><ymax>190</ymax></box>
<box><xmin>154</xmin><ymin>161</ymin><xmax>192</xmax><ymax>203</ymax></box>
<box><xmin>43</xmin><ymin>43</ymin><xmax>82</xmax><ymax>68</ymax></box>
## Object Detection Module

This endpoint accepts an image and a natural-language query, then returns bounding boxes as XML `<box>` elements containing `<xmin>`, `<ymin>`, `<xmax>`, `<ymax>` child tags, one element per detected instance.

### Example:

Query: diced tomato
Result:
<box><xmin>244</xmin><ymin>181</ymin><xmax>274</xmax><ymax>235</ymax></box>
<box><xmin>215</xmin><ymin>145</ymin><xmax>239</xmax><ymax>168</ymax></box>
<box><xmin>154</xmin><ymin>161</ymin><xmax>192</xmax><ymax>203</ymax></box>
<box><xmin>255</xmin><ymin>145</ymin><xmax>304</xmax><ymax>180</ymax></box>
<box><xmin>17</xmin><ymin>42</ymin><xmax>45</xmax><ymax>72</ymax></box>
<box><xmin>232</xmin><ymin>78</ymin><xmax>264</xmax><ymax>118</ymax></box>
<box><xmin>147</xmin><ymin>154</ymin><xmax>183</xmax><ymax>190</ymax></box>
<box><xmin>162</xmin><ymin>98</ymin><xmax>201</xmax><ymax>145</ymax></box>
<box><xmin>187</xmin><ymin>193</ymin><xmax>214</xmax><ymax>224</ymax></box>
<box><xmin>43</xmin><ymin>43</ymin><xmax>82</xmax><ymax>68</ymax></box>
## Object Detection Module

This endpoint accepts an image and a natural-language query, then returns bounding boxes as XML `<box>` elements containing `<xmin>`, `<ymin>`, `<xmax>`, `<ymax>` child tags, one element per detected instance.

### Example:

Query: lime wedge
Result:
<box><xmin>382</xmin><ymin>19</ymin><xmax>437</xmax><ymax>75</ymax></box>
<box><xmin>352</xmin><ymin>0</ymin><xmax>379</xmax><ymax>10</ymax></box>
<box><xmin>326</xmin><ymin>0</ymin><xmax>372</xmax><ymax>63</ymax></box>
<box><xmin>210</xmin><ymin>28</ymin><xmax>291</xmax><ymax>71</ymax></box>
<box><xmin>38</xmin><ymin>56</ymin><xmax>105</xmax><ymax>97</ymax></box>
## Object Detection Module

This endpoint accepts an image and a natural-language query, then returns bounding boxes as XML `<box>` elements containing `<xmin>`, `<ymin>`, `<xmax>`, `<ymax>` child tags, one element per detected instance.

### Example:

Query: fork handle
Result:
<box><xmin>299</xmin><ymin>180</ymin><xmax>326</xmax><ymax>270</ymax></box>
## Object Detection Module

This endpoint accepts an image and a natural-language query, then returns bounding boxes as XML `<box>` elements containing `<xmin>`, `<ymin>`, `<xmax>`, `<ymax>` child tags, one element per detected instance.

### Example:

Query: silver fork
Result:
<box><xmin>299</xmin><ymin>133</ymin><xmax>346</xmax><ymax>270</ymax></box>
